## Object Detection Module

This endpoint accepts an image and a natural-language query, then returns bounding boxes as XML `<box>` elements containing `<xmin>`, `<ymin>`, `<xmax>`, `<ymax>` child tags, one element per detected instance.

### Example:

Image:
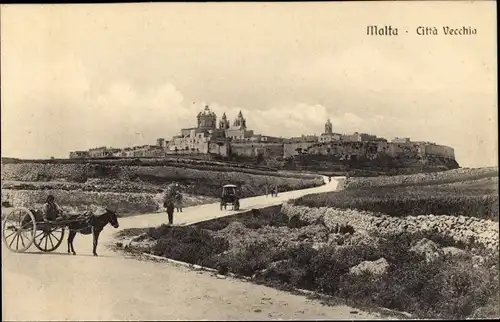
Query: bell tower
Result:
<box><xmin>325</xmin><ymin>119</ymin><xmax>333</xmax><ymax>134</ymax></box>
<box><xmin>233</xmin><ymin>110</ymin><xmax>247</xmax><ymax>129</ymax></box>
<box><xmin>219</xmin><ymin>112</ymin><xmax>230</xmax><ymax>130</ymax></box>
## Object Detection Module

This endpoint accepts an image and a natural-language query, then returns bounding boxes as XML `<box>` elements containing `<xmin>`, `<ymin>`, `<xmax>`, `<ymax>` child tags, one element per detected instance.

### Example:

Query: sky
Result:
<box><xmin>1</xmin><ymin>2</ymin><xmax>497</xmax><ymax>167</ymax></box>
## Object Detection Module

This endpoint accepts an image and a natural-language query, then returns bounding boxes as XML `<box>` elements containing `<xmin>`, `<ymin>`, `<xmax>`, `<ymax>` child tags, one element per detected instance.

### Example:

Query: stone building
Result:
<box><xmin>342</xmin><ymin>132</ymin><xmax>378</xmax><ymax>142</ymax></box>
<box><xmin>69</xmin><ymin>151</ymin><xmax>89</xmax><ymax>159</ymax></box>
<box><xmin>319</xmin><ymin>119</ymin><xmax>342</xmax><ymax>143</ymax></box>
<box><xmin>225</xmin><ymin>110</ymin><xmax>254</xmax><ymax>140</ymax></box>
<box><xmin>129</xmin><ymin>145</ymin><xmax>165</xmax><ymax>157</ymax></box>
<box><xmin>392</xmin><ymin>137</ymin><xmax>411</xmax><ymax>143</ymax></box>
<box><xmin>88</xmin><ymin>147</ymin><xmax>112</xmax><ymax>158</ymax></box>
<box><xmin>167</xmin><ymin>105</ymin><xmax>230</xmax><ymax>156</ymax></box>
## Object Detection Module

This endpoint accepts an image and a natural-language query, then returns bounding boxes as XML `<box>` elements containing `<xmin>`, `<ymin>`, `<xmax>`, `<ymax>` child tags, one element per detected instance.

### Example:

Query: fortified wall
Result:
<box><xmin>282</xmin><ymin>141</ymin><xmax>456</xmax><ymax>160</ymax></box>
<box><xmin>231</xmin><ymin>142</ymin><xmax>284</xmax><ymax>158</ymax></box>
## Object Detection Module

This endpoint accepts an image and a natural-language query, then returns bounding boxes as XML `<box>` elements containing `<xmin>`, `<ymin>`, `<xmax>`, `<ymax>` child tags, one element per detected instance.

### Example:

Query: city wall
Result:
<box><xmin>231</xmin><ymin>142</ymin><xmax>284</xmax><ymax>158</ymax></box>
<box><xmin>281</xmin><ymin>141</ymin><xmax>455</xmax><ymax>161</ymax></box>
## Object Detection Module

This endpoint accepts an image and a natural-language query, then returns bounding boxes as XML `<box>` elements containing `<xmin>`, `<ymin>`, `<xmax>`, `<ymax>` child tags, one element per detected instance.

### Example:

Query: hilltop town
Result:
<box><xmin>69</xmin><ymin>105</ymin><xmax>458</xmax><ymax>173</ymax></box>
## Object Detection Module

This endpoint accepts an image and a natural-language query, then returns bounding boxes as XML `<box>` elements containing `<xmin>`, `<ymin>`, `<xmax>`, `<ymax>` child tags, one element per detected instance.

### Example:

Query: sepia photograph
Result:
<box><xmin>1</xmin><ymin>1</ymin><xmax>498</xmax><ymax>320</ymax></box>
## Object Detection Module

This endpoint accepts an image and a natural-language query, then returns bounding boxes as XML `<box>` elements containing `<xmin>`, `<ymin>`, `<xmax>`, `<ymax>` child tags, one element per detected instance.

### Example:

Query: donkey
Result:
<box><xmin>67</xmin><ymin>208</ymin><xmax>120</xmax><ymax>256</ymax></box>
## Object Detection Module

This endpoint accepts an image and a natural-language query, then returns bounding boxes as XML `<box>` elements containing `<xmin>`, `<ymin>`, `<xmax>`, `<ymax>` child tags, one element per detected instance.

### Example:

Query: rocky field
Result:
<box><xmin>295</xmin><ymin>177</ymin><xmax>499</xmax><ymax>221</ymax></box>
<box><xmin>118</xmin><ymin>167</ymin><xmax>499</xmax><ymax>319</ymax></box>
<box><xmin>344</xmin><ymin>166</ymin><xmax>499</xmax><ymax>189</ymax></box>
<box><xmin>1</xmin><ymin>161</ymin><xmax>324</xmax><ymax>216</ymax></box>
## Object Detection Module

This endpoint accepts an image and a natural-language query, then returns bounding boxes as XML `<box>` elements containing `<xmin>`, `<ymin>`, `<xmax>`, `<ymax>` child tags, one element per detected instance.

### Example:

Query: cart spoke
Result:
<box><xmin>7</xmin><ymin>233</ymin><xmax>15</xmax><ymax>248</ymax></box>
<box><xmin>35</xmin><ymin>231</ymin><xmax>45</xmax><ymax>239</ymax></box>
<box><xmin>4</xmin><ymin>230</ymin><xmax>16</xmax><ymax>239</ymax></box>
<box><xmin>44</xmin><ymin>234</ymin><xmax>48</xmax><ymax>250</ymax></box>
<box><xmin>8</xmin><ymin>231</ymin><xmax>17</xmax><ymax>248</ymax></box>
<box><xmin>18</xmin><ymin>232</ymin><xmax>26</xmax><ymax>248</ymax></box>
<box><xmin>15</xmin><ymin>233</ymin><xmax>20</xmax><ymax>250</ymax></box>
<box><xmin>37</xmin><ymin>233</ymin><xmax>47</xmax><ymax>246</ymax></box>
<box><xmin>20</xmin><ymin>229</ymin><xmax>32</xmax><ymax>242</ymax></box>
<box><xmin>50</xmin><ymin>231</ymin><xmax>61</xmax><ymax>244</ymax></box>
<box><xmin>47</xmin><ymin>234</ymin><xmax>54</xmax><ymax>249</ymax></box>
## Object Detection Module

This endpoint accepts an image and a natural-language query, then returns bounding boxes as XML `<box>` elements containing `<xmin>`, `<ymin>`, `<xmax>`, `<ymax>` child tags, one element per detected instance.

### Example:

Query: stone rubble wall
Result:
<box><xmin>281</xmin><ymin>201</ymin><xmax>499</xmax><ymax>250</ymax></box>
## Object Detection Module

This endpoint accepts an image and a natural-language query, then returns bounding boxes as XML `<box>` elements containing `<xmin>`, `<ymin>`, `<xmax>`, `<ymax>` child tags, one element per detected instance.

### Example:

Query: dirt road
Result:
<box><xmin>2</xmin><ymin>176</ymin><xmax>386</xmax><ymax>320</ymax></box>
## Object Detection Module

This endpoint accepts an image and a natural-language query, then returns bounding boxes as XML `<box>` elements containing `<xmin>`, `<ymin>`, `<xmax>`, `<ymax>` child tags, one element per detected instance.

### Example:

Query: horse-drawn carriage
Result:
<box><xmin>220</xmin><ymin>184</ymin><xmax>240</xmax><ymax>211</ymax></box>
<box><xmin>2</xmin><ymin>206</ymin><xmax>119</xmax><ymax>255</ymax></box>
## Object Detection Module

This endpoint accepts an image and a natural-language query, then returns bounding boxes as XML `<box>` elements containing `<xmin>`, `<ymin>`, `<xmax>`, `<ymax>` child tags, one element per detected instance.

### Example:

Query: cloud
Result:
<box><xmin>2</xmin><ymin>74</ymin><xmax>496</xmax><ymax>168</ymax></box>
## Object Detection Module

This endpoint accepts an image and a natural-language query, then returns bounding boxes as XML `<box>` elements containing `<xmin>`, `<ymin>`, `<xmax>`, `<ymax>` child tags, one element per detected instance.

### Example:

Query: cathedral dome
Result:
<box><xmin>200</xmin><ymin>105</ymin><xmax>216</xmax><ymax>117</ymax></box>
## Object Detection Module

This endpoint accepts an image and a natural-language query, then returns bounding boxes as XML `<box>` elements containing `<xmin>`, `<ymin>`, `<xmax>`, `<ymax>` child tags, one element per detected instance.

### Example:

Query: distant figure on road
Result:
<box><xmin>175</xmin><ymin>191</ymin><xmax>183</xmax><ymax>213</ymax></box>
<box><xmin>273</xmin><ymin>185</ymin><xmax>279</xmax><ymax>197</ymax></box>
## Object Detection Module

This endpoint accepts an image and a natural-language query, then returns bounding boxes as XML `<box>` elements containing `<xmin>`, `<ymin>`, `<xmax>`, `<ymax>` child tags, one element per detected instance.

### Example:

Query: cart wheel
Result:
<box><xmin>2</xmin><ymin>207</ymin><xmax>36</xmax><ymax>253</ymax></box>
<box><xmin>34</xmin><ymin>225</ymin><xmax>65</xmax><ymax>252</ymax></box>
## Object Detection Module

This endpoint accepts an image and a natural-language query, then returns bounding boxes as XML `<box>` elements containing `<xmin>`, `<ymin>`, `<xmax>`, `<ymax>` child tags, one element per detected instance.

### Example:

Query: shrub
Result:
<box><xmin>217</xmin><ymin>240</ymin><xmax>273</xmax><ymax>276</ymax></box>
<box><xmin>197</xmin><ymin>210</ymin><xmax>289</xmax><ymax>232</ymax></box>
<box><xmin>197</xmin><ymin>217</ymin><xmax>231</xmax><ymax>231</ymax></box>
<box><xmin>331</xmin><ymin>236</ymin><xmax>498</xmax><ymax>319</ymax></box>
<box><xmin>149</xmin><ymin>226</ymin><xmax>229</xmax><ymax>267</ymax></box>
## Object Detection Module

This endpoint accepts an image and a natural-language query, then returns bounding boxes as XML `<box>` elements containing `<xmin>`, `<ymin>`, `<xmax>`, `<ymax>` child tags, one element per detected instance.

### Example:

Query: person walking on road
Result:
<box><xmin>165</xmin><ymin>200</ymin><xmax>175</xmax><ymax>225</ymax></box>
<box><xmin>273</xmin><ymin>184</ymin><xmax>279</xmax><ymax>197</ymax></box>
<box><xmin>175</xmin><ymin>190</ymin><xmax>183</xmax><ymax>213</ymax></box>
<box><xmin>163</xmin><ymin>190</ymin><xmax>175</xmax><ymax>225</ymax></box>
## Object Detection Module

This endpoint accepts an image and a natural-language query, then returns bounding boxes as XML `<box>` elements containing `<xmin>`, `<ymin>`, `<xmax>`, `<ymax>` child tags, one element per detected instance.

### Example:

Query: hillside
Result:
<box><xmin>0</xmin><ymin>160</ymin><xmax>324</xmax><ymax>215</ymax></box>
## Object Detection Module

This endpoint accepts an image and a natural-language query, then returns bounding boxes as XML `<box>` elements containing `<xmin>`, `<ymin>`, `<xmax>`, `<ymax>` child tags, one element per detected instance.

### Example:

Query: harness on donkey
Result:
<box><xmin>66</xmin><ymin>207</ymin><xmax>120</xmax><ymax>256</ymax></box>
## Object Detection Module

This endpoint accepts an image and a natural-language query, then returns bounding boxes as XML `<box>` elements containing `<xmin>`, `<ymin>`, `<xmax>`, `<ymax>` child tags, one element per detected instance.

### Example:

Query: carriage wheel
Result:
<box><xmin>2</xmin><ymin>207</ymin><xmax>36</xmax><ymax>253</ymax></box>
<box><xmin>34</xmin><ymin>226</ymin><xmax>65</xmax><ymax>252</ymax></box>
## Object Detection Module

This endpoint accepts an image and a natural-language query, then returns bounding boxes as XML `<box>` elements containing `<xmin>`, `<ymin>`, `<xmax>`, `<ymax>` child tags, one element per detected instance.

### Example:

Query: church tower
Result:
<box><xmin>219</xmin><ymin>112</ymin><xmax>230</xmax><ymax>130</ymax></box>
<box><xmin>197</xmin><ymin>105</ymin><xmax>217</xmax><ymax>130</ymax></box>
<box><xmin>232</xmin><ymin>110</ymin><xmax>247</xmax><ymax>129</ymax></box>
<box><xmin>325</xmin><ymin>119</ymin><xmax>333</xmax><ymax>134</ymax></box>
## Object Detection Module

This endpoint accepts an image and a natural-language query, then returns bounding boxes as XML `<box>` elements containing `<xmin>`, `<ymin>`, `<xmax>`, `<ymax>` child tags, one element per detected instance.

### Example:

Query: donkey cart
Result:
<box><xmin>2</xmin><ymin>207</ymin><xmax>88</xmax><ymax>253</ymax></box>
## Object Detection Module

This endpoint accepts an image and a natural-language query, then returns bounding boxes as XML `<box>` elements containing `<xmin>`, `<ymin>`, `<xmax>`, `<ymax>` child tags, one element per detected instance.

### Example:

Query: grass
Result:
<box><xmin>344</xmin><ymin>167</ymin><xmax>499</xmax><ymax>189</ymax></box>
<box><xmin>147</xmin><ymin>225</ymin><xmax>229</xmax><ymax>268</ymax></box>
<box><xmin>294</xmin><ymin>178</ymin><xmax>499</xmax><ymax>221</ymax></box>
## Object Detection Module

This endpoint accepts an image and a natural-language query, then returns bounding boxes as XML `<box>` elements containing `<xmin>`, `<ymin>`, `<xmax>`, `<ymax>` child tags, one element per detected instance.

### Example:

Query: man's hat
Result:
<box><xmin>46</xmin><ymin>195</ymin><xmax>55</xmax><ymax>202</ymax></box>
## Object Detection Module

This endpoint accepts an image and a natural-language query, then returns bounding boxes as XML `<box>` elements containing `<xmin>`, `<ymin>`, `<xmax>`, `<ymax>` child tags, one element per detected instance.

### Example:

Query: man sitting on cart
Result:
<box><xmin>42</xmin><ymin>195</ymin><xmax>65</xmax><ymax>222</ymax></box>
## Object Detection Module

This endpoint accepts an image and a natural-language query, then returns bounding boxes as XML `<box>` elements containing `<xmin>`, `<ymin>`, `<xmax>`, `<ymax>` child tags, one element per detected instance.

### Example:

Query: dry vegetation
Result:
<box><xmin>344</xmin><ymin>167</ymin><xmax>499</xmax><ymax>189</ymax></box>
<box><xmin>119</xmin><ymin>168</ymin><xmax>499</xmax><ymax>319</ymax></box>
<box><xmin>294</xmin><ymin>176</ymin><xmax>499</xmax><ymax>221</ymax></box>
<box><xmin>119</xmin><ymin>209</ymin><xmax>499</xmax><ymax>319</ymax></box>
